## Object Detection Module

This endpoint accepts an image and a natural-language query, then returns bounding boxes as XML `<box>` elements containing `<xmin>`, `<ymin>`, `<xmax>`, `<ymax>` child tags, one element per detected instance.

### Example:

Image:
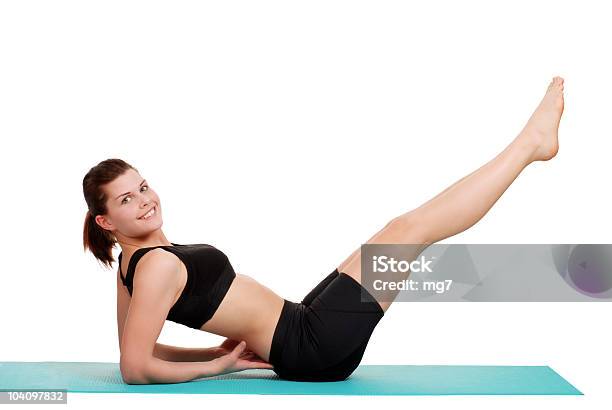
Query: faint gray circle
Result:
<box><xmin>551</xmin><ymin>244</ymin><xmax>612</xmax><ymax>298</ymax></box>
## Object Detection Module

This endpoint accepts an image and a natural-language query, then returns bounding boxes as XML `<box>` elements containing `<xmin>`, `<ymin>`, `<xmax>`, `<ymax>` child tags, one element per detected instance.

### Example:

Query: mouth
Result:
<box><xmin>138</xmin><ymin>206</ymin><xmax>157</xmax><ymax>220</ymax></box>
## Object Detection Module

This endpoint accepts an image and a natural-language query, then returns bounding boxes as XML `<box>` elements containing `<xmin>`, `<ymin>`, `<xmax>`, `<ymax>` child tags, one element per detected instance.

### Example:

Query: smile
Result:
<box><xmin>138</xmin><ymin>206</ymin><xmax>157</xmax><ymax>220</ymax></box>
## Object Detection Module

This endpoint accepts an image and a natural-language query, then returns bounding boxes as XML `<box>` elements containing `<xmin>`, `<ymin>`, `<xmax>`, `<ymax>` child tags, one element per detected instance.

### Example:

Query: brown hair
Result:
<box><xmin>82</xmin><ymin>158</ymin><xmax>138</xmax><ymax>269</ymax></box>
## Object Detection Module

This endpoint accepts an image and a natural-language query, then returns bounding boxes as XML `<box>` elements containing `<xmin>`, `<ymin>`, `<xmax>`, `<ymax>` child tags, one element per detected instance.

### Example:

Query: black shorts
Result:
<box><xmin>269</xmin><ymin>268</ymin><xmax>385</xmax><ymax>382</ymax></box>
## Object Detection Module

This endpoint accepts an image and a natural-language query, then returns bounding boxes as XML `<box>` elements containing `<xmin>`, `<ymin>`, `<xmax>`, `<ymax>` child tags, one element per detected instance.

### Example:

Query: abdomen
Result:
<box><xmin>199</xmin><ymin>273</ymin><xmax>285</xmax><ymax>362</ymax></box>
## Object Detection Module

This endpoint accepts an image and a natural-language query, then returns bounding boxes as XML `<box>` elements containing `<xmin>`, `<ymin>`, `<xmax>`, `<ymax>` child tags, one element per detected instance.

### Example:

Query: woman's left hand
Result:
<box><xmin>216</xmin><ymin>338</ymin><xmax>269</xmax><ymax>364</ymax></box>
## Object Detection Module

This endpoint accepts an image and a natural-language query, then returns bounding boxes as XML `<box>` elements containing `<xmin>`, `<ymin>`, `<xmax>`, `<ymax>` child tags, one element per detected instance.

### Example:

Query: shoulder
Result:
<box><xmin>132</xmin><ymin>249</ymin><xmax>181</xmax><ymax>292</ymax></box>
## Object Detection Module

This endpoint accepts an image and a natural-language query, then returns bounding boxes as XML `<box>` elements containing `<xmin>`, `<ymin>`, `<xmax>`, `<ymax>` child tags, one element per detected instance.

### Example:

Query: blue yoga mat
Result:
<box><xmin>0</xmin><ymin>362</ymin><xmax>581</xmax><ymax>396</ymax></box>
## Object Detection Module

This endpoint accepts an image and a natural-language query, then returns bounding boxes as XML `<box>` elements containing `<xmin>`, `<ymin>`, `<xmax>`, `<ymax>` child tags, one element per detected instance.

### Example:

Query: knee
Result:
<box><xmin>388</xmin><ymin>211</ymin><xmax>431</xmax><ymax>248</ymax></box>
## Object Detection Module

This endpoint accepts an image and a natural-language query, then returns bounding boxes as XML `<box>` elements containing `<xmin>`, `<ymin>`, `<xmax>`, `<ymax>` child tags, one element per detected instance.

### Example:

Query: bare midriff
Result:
<box><xmin>198</xmin><ymin>273</ymin><xmax>285</xmax><ymax>362</ymax></box>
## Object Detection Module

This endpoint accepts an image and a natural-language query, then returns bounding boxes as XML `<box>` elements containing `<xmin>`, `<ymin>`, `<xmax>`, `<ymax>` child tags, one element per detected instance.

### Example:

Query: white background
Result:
<box><xmin>1</xmin><ymin>0</ymin><xmax>610</xmax><ymax>408</ymax></box>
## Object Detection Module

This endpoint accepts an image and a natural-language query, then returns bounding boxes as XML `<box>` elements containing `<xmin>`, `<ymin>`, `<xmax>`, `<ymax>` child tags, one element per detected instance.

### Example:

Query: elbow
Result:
<box><xmin>120</xmin><ymin>356</ymin><xmax>149</xmax><ymax>385</ymax></box>
<box><xmin>122</xmin><ymin>374</ymin><xmax>148</xmax><ymax>385</ymax></box>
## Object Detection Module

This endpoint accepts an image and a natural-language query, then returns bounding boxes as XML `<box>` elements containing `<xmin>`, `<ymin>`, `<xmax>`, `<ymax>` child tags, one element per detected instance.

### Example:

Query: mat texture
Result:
<box><xmin>0</xmin><ymin>362</ymin><xmax>582</xmax><ymax>396</ymax></box>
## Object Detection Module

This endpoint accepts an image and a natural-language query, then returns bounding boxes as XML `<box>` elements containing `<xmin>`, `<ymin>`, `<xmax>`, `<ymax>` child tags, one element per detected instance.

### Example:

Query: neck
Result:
<box><xmin>117</xmin><ymin>232</ymin><xmax>172</xmax><ymax>254</ymax></box>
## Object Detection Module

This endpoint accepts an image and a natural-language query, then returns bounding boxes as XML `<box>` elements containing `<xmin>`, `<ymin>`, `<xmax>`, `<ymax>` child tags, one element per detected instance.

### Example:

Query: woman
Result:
<box><xmin>82</xmin><ymin>76</ymin><xmax>565</xmax><ymax>384</ymax></box>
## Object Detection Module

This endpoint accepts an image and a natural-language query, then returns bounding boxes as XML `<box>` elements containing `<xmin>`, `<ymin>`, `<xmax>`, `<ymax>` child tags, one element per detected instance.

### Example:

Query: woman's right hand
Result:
<box><xmin>211</xmin><ymin>341</ymin><xmax>274</xmax><ymax>376</ymax></box>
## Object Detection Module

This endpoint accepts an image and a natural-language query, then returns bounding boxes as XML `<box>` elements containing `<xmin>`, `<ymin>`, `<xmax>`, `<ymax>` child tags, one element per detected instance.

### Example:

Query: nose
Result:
<box><xmin>139</xmin><ymin>196</ymin><xmax>154</xmax><ymax>208</ymax></box>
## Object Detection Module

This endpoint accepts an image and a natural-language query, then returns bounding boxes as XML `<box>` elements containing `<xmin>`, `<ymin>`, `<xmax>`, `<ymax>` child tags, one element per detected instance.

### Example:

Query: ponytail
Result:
<box><xmin>83</xmin><ymin>210</ymin><xmax>116</xmax><ymax>269</ymax></box>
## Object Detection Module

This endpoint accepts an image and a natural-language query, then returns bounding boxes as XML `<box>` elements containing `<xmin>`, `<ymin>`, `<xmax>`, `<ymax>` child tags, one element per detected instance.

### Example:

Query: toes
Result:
<box><xmin>553</xmin><ymin>76</ymin><xmax>565</xmax><ymax>85</ymax></box>
<box><xmin>548</xmin><ymin>77</ymin><xmax>564</xmax><ymax>92</ymax></box>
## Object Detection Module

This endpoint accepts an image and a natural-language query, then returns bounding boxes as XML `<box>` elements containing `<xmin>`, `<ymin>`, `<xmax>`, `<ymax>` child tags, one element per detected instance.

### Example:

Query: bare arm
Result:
<box><xmin>129</xmin><ymin>357</ymin><xmax>220</xmax><ymax>384</ymax></box>
<box><xmin>132</xmin><ymin>341</ymin><xmax>269</xmax><ymax>384</ymax></box>
<box><xmin>152</xmin><ymin>343</ymin><xmax>223</xmax><ymax>362</ymax></box>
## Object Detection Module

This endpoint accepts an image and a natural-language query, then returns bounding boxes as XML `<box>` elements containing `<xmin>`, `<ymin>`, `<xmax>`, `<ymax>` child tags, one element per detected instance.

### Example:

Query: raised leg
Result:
<box><xmin>338</xmin><ymin>76</ymin><xmax>565</xmax><ymax>313</ymax></box>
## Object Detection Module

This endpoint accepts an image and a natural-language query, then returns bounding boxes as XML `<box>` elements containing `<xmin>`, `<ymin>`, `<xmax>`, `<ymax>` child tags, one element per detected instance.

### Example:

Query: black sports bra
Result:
<box><xmin>118</xmin><ymin>242</ymin><xmax>236</xmax><ymax>329</ymax></box>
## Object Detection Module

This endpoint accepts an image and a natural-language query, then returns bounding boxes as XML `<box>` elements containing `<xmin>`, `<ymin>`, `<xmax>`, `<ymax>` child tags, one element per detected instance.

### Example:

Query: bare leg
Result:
<box><xmin>338</xmin><ymin>77</ymin><xmax>565</xmax><ymax>313</ymax></box>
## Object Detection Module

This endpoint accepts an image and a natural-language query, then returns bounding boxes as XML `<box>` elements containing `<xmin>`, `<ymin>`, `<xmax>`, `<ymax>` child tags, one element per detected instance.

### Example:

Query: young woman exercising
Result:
<box><xmin>82</xmin><ymin>76</ymin><xmax>565</xmax><ymax>384</ymax></box>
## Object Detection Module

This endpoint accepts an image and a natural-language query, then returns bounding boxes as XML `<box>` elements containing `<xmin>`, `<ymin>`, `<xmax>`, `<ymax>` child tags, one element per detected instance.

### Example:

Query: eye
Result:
<box><xmin>122</xmin><ymin>185</ymin><xmax>149</xmax><ymax>204</ymax></box>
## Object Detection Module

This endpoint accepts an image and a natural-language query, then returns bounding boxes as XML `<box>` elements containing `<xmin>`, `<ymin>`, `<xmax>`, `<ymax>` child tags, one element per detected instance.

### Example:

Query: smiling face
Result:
<box><xmin>94</xmin><ymin>168</ymin><xmax>163</xmax><ymax>240</ymax></box>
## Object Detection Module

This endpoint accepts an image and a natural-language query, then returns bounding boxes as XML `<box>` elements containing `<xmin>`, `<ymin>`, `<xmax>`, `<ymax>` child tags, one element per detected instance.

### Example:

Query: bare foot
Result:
<box><xmin>517</xmin><ymin>76</ymin><xmax>565</xmax><ymax>162</ymax></box>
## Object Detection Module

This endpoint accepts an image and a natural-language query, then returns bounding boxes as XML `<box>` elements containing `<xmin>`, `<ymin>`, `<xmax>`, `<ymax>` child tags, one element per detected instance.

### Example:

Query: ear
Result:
<box><xmin>95</xmin><ymin>214</ymin><xmax>113</xmax><ymax>231</ymax></box>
